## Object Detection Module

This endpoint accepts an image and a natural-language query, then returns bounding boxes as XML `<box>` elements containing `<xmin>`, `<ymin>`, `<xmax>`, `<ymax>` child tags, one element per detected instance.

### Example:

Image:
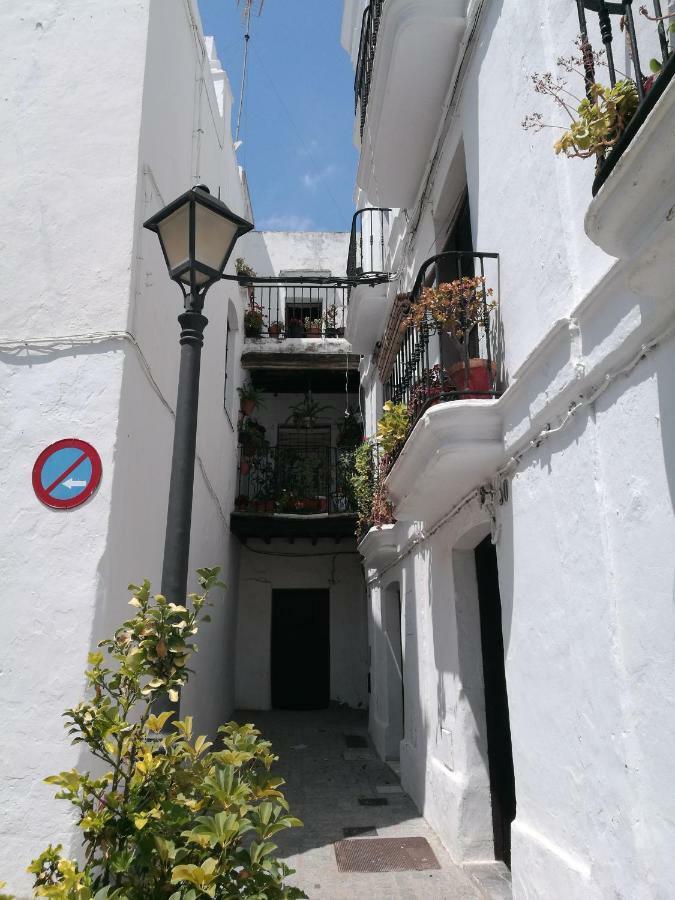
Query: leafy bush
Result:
<box><xmin>6</xmin><ymin>569</ymin><xmax>305</xmax><ymax>900</ymax></box>
<box><xmin>351</xmin><ymin>440</ymin><xmax>394</xmax><ymax>537</ymax></box>
<box><xmin>376</xmin><ymin>401</ymin><xmax>409</xmax><ymax>455</ymax></box>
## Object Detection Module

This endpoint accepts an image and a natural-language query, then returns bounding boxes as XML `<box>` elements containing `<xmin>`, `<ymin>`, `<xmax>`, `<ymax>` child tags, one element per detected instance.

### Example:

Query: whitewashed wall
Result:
<box><xmin>344</xmin><ymin>0</ymin><xmax>675</xmax><ymax>896</ymax></box>
<box><xmin>238</xmin><ymin>231</ymin><xmax>350</xmax><ymax>278</ymax></box>
<box><xmin>0</xmin><ymin>1</ymin><xmax>247</xmax><ymax>893</ymax></box>
<box><xmin>235</xmin><ymin>540</ymin><xmax>368</xmax><ymax>711</ymax></box>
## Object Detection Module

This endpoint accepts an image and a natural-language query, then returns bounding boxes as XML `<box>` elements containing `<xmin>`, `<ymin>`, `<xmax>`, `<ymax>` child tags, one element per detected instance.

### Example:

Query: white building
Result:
<box><xmin>341</xmin><ymin>0</ymin><xmax>675</xmax><ymax>897</ymax></box>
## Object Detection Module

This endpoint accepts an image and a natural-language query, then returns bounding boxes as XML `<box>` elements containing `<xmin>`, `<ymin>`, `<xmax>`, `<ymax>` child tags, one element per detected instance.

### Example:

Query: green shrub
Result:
<box><xmin>376</xmin><ymin>401</ymin><xmax>409</xmax><ymax>455</ymax></box>
<box><xmin>8</xmin><ymin>569</ymin><xmax>306</xmax><ymax>900</ymax></box>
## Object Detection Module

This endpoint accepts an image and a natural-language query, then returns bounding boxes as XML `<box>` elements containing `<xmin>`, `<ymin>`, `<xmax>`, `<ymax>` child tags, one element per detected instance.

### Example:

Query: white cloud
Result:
<box><xmin>301</xmin><ymin>164</ymin><xmax>337</xmax><ymax>191</ymax></box>
<box><xmin>297</xmin><ymin>139</ymin><xmax>320</xmax><ymax>159</ymax></box>
<box><xmin>257</xmin><ymin>214</ymin><xmax>314</xmax><ymax>231</ymax></box>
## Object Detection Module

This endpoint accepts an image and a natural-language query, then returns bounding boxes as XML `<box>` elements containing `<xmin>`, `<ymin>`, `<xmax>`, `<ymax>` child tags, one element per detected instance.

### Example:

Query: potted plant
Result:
<box><xmin>405</xmin><ymin>276</ymin><xmax>496</xmax><ymax>399</ymax></box>
<box><xmin>287</xmin><ymin>317</ymin><xmax>304</xmax><ymax>338</ymax></box>
<box><xmin>324</xmin><ymin>304</ymin><xmax>344</xmax><ymax>338</ymax></box>
<box><xmin>238</xmin><ymin>418</ymin><xmax>268</xmax><ymax>458</ymax></box>
<box><xmin>304</xmin><ymin>317</ymin><xmax>323</xmax><ymax>338</ymax></box>
<box><xmin>376</xmin><ymin>401</ymin><xmax>410</xmax><ymax>456</ymax></box>
<box><xmin>268</xmin><ymin>320</ymin><xmax>283</xmax><ymax>338</ymax></box>
<box><xmin>235</xmin><ymin>494</ymin><xmax>249</xmax><ymax>511</ymax></box>
<box><xmin>244</xmin><ymin>297</ymin><xmax>264</xmax><ymax>338</ymax></box>
<box><xmin>235</xmin><ymin>257</ymin><xmax>257</xmax><ymax>302</ymax></box>
<box><xmin>237</xmin><ymin>379</ymin><xmax>266</xmax><ymax>416</ymax></box>
<box><xmin>287</xmin><ymin>394</ymin><xmax>333</xmax><ymax>428</ymax></box>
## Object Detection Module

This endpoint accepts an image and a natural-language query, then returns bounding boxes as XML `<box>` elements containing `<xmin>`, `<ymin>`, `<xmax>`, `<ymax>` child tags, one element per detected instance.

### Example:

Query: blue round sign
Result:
<box><xmin>32</xmin><ymin>439</ymin><xmax>102</xmax><ymax>509</ymax></box>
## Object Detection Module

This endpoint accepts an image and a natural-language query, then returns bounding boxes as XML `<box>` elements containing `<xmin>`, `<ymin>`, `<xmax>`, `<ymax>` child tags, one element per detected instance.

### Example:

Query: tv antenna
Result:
<box><xmin>235</xmin><ymin>0</ymin><xmax>266</xmax><ymax>142</ymax></box>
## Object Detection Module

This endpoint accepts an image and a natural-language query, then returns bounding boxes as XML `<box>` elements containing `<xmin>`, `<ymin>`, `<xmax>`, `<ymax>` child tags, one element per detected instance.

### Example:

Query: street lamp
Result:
<box><xmin>144</xmin><ymin>185</ymin><xmax>252</xmax><ymax>675</ymax></box>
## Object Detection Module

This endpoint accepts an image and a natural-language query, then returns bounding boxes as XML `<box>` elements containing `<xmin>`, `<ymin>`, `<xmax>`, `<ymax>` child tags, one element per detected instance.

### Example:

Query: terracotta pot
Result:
<box><xmin>263</xmin><ymin>500</ymin><xmax>275</xmax><ymax>513</ymax></box>
<box><xmin>449</xmin><ymin>359</ymin><xmax>496</xmax><ymax>399</ymax></box>
<box><xmin>307</xmin><ymin>326</ymin><xmax>321</xmax><ymax>338</ymax></box>
<box><xmin>240</xmin><ymin>399</ymin><xmax>256</xmax><ymax>416</ymax></box>
<box><xmin>318</xmin><ymin>497</ymin><xmax>328</xmax><ymax>513</ymax></box>
<box><xmin>268</xmin><ymin>324</ymin><xmax>281</xmax><ymax>337</ymax></box>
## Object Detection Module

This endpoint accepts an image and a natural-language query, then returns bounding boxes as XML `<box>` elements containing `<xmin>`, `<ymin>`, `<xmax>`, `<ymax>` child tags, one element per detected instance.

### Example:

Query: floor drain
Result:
<box><xmin>334</xmin><ymin>836</ymin><xmax>441</xmax><ymax>872</ymax></box>
<box><xmin>344</xmin><ymin>733</ymin><xmax>368</xmax><ymax>748</ymax></box>
<box><xmin>358</xmin><ymin>797</ymin><xmax>388</xmax><ymax>806</ymax></box>
<box><xmin>343</xmin><ymin>825</ymin><xmax>377</xmax><ymax>838</ymax></box>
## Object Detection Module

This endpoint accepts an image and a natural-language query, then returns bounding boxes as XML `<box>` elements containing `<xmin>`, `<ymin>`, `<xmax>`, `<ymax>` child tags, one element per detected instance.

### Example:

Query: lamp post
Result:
<box><xmin>144</xmin><ymin>186</ymin><xmax>252</xmax><ymax>693</ymax></box>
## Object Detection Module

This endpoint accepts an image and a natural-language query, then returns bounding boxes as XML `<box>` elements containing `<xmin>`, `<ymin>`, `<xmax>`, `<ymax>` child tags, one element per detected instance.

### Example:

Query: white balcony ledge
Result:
<box><xmin>584</xmin><ymin>73</ymin><xmax>675</xmax><ymax>264</ymax></box>
<box><xmin>345</xmin><ymin>281</ymin><xmax>390</xmax><ymax>353</ymax></box>
<box><xmin>356</xmin><ymin>0</ymin><xmax>467</xmax><ymax>208</ymax></box>
<box><xmin>385</xmin><ymin>400</ymin><xmax>503</xmax><ymax>524</ymax></box>
<box><xmin>358</xmin><ymin>523</ymin><xmax>399</xmax><ymax>570</ymax></box>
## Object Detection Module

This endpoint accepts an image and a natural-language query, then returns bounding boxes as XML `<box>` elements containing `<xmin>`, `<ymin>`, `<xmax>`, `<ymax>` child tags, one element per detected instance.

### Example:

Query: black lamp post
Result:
<box><xmin>144</xmin><ymin>185</ymin><xmax>252</xmax><ymax>675</ymax></box>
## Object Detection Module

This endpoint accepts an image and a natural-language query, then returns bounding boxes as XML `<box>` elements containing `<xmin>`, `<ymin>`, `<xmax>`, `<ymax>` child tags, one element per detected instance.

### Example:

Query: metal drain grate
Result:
<box><xmin>358</xmin><ymin>797</ymin><xmax>388</xmax><ymax>806</ymax></box>
<box><xmin>334</xmin><ymin>836</ymin><xmax>441</xmax><ymax>872</ymax></box>
<box><xmin>344</xmin><ymin>733</ymin><xmax>368</xmax><ymax>748</ymax></box>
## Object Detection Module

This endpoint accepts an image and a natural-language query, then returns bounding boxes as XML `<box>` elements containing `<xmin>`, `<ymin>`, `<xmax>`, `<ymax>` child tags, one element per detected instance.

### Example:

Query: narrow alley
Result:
<box><xmin>242</xmin><ymin>708</ymin><xmax>511</xmax><ymax>900</ymax></box>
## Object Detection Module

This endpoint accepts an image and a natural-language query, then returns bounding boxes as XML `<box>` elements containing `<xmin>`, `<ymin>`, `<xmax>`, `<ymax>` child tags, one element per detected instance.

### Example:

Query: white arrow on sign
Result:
<box><xmin>63</xmin><ymin>478</ymin><xmax>87</xmax><ymax>490</ymax></box>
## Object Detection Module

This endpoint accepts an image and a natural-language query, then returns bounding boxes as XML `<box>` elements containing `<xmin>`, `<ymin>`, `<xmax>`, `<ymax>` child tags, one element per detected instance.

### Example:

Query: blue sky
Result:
<box><xmin>199</xmin><ymin>0</ymin><xmax>358</xmax><ymax>233</ymax></box>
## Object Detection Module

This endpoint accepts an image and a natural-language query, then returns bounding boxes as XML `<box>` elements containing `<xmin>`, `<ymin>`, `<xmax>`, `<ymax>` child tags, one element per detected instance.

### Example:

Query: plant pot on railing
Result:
<box><xmin>268</xmin><ymin>322</ymin><xmax>283</xmax><ymax>338</ymax></box>
<box><xmin>449</xmin><ymin>359</ymin><xmax>496</xmax><ymax>399</ymax></box>
<box><xmin>287</xmin><ymin>319</ymin><xmax>304</xmax><ymax>338</ymax></box>
<box><xmin>305</xmin><ymin>318</ymin><xmax>323</xmax><ymax>338</ymax></box>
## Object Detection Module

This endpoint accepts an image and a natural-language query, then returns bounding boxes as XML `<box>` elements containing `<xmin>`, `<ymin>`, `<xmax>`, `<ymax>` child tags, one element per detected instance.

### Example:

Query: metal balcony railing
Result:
<box><xmin>383</xmin><ymin>251</ymin><xmax>500</xmax><ymax>452</ymax></box>
<box><xmin>242</xmin><ymin>282</ymin><xmax>349</xmax><ymax>339</ymax></box>
<box><xmin>347</xmin><ymin>207</ymin><xmax>392</xmax><ymax>280</ymax></box>
<box><xmin>574</xmin><ymin>0</ymin><xmax>675</xmax><ymax>194</ymax></box>
<box><xmin>354</xmin><ymin>1</ymin><xmax>385</xmax><ymax>137</ymax></box>
<box><xmin>235</xmin><ymin>446</ymin><xmax>357</xmax><ymax>515</ymax></box>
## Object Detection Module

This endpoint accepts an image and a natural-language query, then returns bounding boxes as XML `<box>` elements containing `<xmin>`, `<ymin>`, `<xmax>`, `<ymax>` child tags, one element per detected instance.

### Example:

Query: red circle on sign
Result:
<box><xmin>32</xmin><ymin>439</ymin><xmax>102</xmax><ymax>510</ymax></box>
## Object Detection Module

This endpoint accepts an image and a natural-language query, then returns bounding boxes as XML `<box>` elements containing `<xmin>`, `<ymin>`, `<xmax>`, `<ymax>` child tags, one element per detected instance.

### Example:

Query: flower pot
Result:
<box><xmin>307</xmin><ymin>327</ymin><xmax>321</xmax><ymax>338</ymax></box>
<box><xmin>239</xmin><ymin>459</ymin><xmax>250</xmax><ymax>476</ymax></box>
<box><xmin>245</xmin><ymin>325</ymin><xmax>262</xmax><ymax>338</ymax></box>
<box><xmin>287</xmin><ymin>322</ymin><xmax>304</xmax><ymax>338</ymax></box>
<box><xmin>240</xmin><ymin>399</ymin><xmax>256</xmax><ymax>416</ymax></box>
<box><xmin>449</xmin><ymin>359</ymin><xmax>496</xmax><ymax>399</ymax></box>
<box><xmin>318</xmin><ymin>497</ymin><xmax>328</xmax><ymax>513</ymax></box>
<box><xmin>235</xmin><ymin>495</ymin><xmax>248</xmax><ymax>511</ymax></box>
<box><xmin>325</xmin><ymin>327</ymin><xmax>338</xmax><ymax>338</ymax></box>
<box><xmin>263</xmin><ymin>500</ymin><xmax>275</xmax><ymax>513</ymax></box>
<box><xmin>268</xmin><ymin>324</ymin><xmax>282</xmax><ymax>338</ymax></box>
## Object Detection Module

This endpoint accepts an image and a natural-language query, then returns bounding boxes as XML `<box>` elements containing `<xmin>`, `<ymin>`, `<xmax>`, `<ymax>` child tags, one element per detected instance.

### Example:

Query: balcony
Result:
<box><xmin>379</xmin><ymin>251</ymin><xmax>504</xmax><ymax>524</ymax></box>
<box><xmin>231</xmin><ymin>445</ymin><xmax>358</xmax><ymax>540</ymax></box>
<box><xmin>240</xmin><ymin>279</ymin><xmax>360</xmax><ymax>371</ymax></box>
<box><xmin>345</xmin><ymin>207</ymin><xmax>393</xmax><ymax>353</ymax></box>
<box><xmin>572</xmin><ymin>0</ymin><xmax>675</xmax><ymax>198</ymax></box>
<box><xmin>579</xmin><ymin>4</ymin><xmax>675</xmax><ymax>273</ymax></box>
<box><xmin>352</xmin><ymin>0</ymin><xmax>468</xmax><ymax>207</ymax></box>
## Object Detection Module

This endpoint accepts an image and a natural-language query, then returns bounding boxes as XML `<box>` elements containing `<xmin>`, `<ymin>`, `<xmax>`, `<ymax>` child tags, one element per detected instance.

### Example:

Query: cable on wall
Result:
<box><xmin>367</xmin><ymin>319</ymin><xmax>674</xmax><ymax>585</ymax></box>
<box><xmin>0</xmin><ymin>330</ymin><xmax>229</xmax><ymax>529</ymax></box>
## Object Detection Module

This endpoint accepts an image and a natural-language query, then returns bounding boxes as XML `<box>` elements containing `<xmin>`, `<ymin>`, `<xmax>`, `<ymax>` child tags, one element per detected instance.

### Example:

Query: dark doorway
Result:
<box><xmin>271</xmin><ymin>589</ymin><xmax>330</xmax><ymax>710</ymax></box>
<box><xmin>474</xmin><ymin>537</ymin><xmax>516</xmax><ymax>868</ymax></box>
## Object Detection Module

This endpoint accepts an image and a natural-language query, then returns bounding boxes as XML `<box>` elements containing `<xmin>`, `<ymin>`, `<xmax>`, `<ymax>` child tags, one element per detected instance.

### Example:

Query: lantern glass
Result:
<box><xmin>194</xmin><ymin>202</ymin><xmax>240</xmax><ymax>278</ymax></box>
<box><xmin>156</xmin><ymin>204</ymin><xmax>190</xmax><ymax>278</ymax></box>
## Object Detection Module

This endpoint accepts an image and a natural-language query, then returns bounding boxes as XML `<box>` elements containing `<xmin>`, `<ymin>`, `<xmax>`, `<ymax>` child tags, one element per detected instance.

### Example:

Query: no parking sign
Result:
<box><xmin>32</xmin><ymin>439</ymin><xmax>102</xmax><ymax>510</ymax></box>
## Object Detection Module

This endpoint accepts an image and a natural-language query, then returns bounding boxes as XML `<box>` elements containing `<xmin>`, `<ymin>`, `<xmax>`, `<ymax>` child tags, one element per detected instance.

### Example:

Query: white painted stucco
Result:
<box><xmin>343</xmin><ymin>0</ymin><xmax>675</xmax><ymax>895</ymax></box>
<box><xmin>235</xmin><ymin>540</ymin><xmax>368</xmax><ymax>711</ymax></box>
<box><xmin>0</xmin><ymin>2</ymin><xmax>249</xmax><ymax>893</ymax></box>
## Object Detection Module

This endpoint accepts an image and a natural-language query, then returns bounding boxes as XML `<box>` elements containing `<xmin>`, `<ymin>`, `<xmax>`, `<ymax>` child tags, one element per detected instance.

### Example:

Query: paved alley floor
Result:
<box><xmin>236</xmin><ymin>707</ymin><xmax>485</xmax><ymax>900</ymax></box>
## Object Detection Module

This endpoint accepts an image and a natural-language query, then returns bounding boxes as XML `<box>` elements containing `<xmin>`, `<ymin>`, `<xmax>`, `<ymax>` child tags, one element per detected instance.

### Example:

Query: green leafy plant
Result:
<box><xmin>237</xmin><ymin>380</ymin><xmax>266</xmax><ymax>413</ymax></box>
<box><xmin>235</xmin><ymin>258</ymin><xmax>257</xmax><ymax>279</ymax></box>
<box><xmin>17</xmin><ymin>569</ymin><xmax>305</xmax><ymax>900</ymax></box>
<box><xmin>243</xmin><ymin>299</ymin><xmax>264</xmax><ymax>337</ymax></box>
<box><xmin>350</xmin><ymin>440</ymin><xmax>394</xmax><ymax>537</ymax></box>
<box><xmin>337</xmin><ymin>407</ymin><xmax>363</xmax><ymax>449</ymax></box>
<box><xmin>287</xmin><ymin>394</ymin><xmax>332</xmax><ymax>428</ymax></box>
<box><xmin>523</xmin><ymin>64</ymin><xmax>639</xmax><ymax>162</ymax></box>
<box><xmin>376</xmin><ymin>401</ymin><xmax>410</xmax><ymax>455</ymax></box>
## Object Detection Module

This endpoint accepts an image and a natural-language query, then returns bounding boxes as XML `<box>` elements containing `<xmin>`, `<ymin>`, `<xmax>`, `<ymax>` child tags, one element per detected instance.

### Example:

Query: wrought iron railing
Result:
<box><xmin>354</xmin><ymin>1</ymin><xmax>384</xmax><ymax>137</ymax></box>
<box><xmin>574</xmin><ymin>0</ymin><xmax>675</xmax><ymax>193</ymax></box>
<box><xmin>235</xmin><ymin>446</ymin><xmax>357</xmax><ymax>515</ymax></box>
<box><xmin>347</xmin><ymin>207</ymin><xmax>391</xmax><ymax>280</ymax></box>
<box><xmin>242</xmin><ymin>282</ymin><xmax>349</xmax><ymax>339</ymax></box>
<box><xmin>383</xmin><ymin>251</ymin><xmax>500</xmax><ymax>437</ymax></box>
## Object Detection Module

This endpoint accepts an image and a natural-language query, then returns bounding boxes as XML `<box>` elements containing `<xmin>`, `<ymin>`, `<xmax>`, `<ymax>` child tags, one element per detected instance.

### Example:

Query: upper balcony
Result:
<box><xmin>239</xmin><ymin>279</ymin><xmax>360</xmax><ymax>371</ymax></box>
<box><xmin>350</xmin><ymin>0</ymin><xmax>468</xmax><ymax>208</ymax></box>
<box><xmin>577</xmin><ymin>1</ymin><xmax>675</xmax><ymax>267</ymax></box>
<box><xmin>345</xmin><ymin>207</ymin><xmax>393</xmax><ymax>353</ymax></box>
<box><xmin>378</xmin><ymin>250</ymin><xmax>504</xmax><ymax>524</ymax></box>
